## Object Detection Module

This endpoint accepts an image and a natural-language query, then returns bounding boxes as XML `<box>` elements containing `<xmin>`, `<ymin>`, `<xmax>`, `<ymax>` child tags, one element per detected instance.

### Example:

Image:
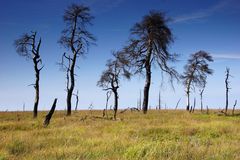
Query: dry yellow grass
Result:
<box><xmin>0</xmin><ymin>110</ymin><xmax>239</xmax><ymax>160</ymax></box>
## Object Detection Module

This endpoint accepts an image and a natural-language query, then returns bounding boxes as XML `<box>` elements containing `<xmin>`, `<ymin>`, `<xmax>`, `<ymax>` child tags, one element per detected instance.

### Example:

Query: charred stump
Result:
<box><xmin>44</xmin><ymin>98</ymin><xmax>57</xmax><ymax>127</ymax></box>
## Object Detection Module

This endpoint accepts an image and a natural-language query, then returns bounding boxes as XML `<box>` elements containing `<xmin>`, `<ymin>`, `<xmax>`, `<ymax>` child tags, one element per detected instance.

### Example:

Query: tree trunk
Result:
<box><xmin>142</xmin><ymin>43</ymin><xmax>152</xmax><ymax>114</ymax></box>
<box><xmin>105</xmin><ymin>91</ymin><xmax>111</xmax><ymax>118</ymax></box>
<box><xmin>186</xmin><ymin>90</ymin><xmax>190</xmax><ymax>111</ymax></box>
<box><xmin>225</xmin><ymin>68</ymin><xmax>230</xmax><ymax>114</ymax></box>
<box><xmin>139</xmin><ymin>90</ymin><xmax>142</xmax><ymax>110</ymax></box>
<box><xmin>75</xmin><ymin>90</ymin><xmax>79</xmax><ymax>111</ymax></box>
<box><xmin>113</xmin><ymin>90</ymin><xmax>118</xmax><ymax>120</ymax></box>
<box><xmin>66</xmin><ymin>52</ymin><xmax>77</xmax><ymax>116</ymax></box>
<box><xmin>192</xmin><ymin>97</ymin><xmax>196</xmax><ymax>113</ymax></box>
<box><xmin>142</xmin><ymin>65</ymin><xmax>151</xmax><ymax>114</ymax></box>
<box><xmin>232</xmin><ymin>100</ymin><xmax>237</xmax><ymax>115</ymax></box>
<box><xmin>158</xmin><ymin>90</ymin><xmax>161</xmax><ymax>110</ymax></box>
<box><xmin>200</xmin><ymin>86</ymin><xmax>205</xmax><ymax>112</ymax></box>
<box><xmin>33</xmin><ymin>57</ymin><xmax>40</xmax><ymax>118</ymax></box>
<box><xmin>43</xmin><ymin>98</ymin><xmax>57</xmax><ymax>127</ymax></box>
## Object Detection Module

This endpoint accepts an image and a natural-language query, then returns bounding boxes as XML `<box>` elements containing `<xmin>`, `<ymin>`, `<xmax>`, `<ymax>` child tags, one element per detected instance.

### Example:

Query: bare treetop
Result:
<box><xmin>59</xmin><ymin>3</ymin><xmax>96</xmax><ymax>116</ymax></box>
<box><xmin>182</xmin><ymin>50</ymin><xmax>214</xmax><ymax>111</ymax></box>
<box><xmin>97</xmin><ymin>51</ymin><xmax>131</xmax><ymax>90</ymax></box>
<box><xmin>14</xmin><ymin>31</ymin><xmax>43</xmax><ymax>118</ymax></box>
<box><xmin>15</xmin><ymin>32</ymin><xmax>41</xmax><ymax>60</ymax></box>
<box><xmin>182</xmin><ymin>50</ymin><xmax>213</xmax><ymax>89</ymax></box>
<box><xmin>59</xmin><ymin>3</ymin><xmax>96</xmax><ymax>55</ymax></box>
<box><xmin>121</xmin><ymin>11</ymin><xmax>178</xmax><ymax>113</ymax></box>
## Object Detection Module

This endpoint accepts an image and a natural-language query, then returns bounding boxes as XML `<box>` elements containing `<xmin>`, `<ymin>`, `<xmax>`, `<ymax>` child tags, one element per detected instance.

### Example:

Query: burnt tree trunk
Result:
<box><xmin>192</xmin><ymin>97</ymin><xmax>196</xmax><ymax>113</ymax></box>
<box><xmin>175</xmin><ymin>98</ymin><xmax>181</xmax><ymax>110</ymax></box>
<box><xmin>32</xmin><ymin>38</ymin><xmax>42</xmax><ymax>118</ymax></box>
<box><xmin>200</xmin><ymin>83</ymin><xmax>205</xmax><ymax>112</ymax></box>
<box><xmin>225</xmin><ymin>68</ymin><xmax>230</xmax><ymax>114</ymax></box>
<box><xmin>74</xmin><ymin>90</ymin><xmax>79</xmax><ymax>111</ymax></box>
<box><xmin>138</xmin><ymin>90</ymin><xmax>142</xmax><ymax>110</ymax></box>
<box><xmin>142</xmin><ymin>42</ymin><xmax>152</xmax><ymax>114</ymax></box>
<box><xmin>44</xmin><ymin>98</ymin><xmax>57</xmax><ymax>127</ymax></box>
<box><xmin>158</xmin><ymin>90</ymin><xmax>161</xmax><ymax>110</ymax></box>
<box><xmin>33</xmin><ymin>60</ymin><xmax>40</xmax><ymax>118</ymax></box>
<box><xmin>105</xmin><ymin>91</ymin><xmax>111</xmax><ymax>118</ymax></box>
<box><xmin>113</xmin><ymin>89</ymin><xmax>118</xmax><ymax>120</ymax></box>
<box><xmin>186</xmin><ymin>89</ymin><xmax>190</xmax><ymax>111</ymax></box>
<box><xmin>67</xmin><ymin>52</ymin><xmax>77</xmax><ymax>116</ymax></box>
<box><xmin>66</xmin><ymin>15</ymin><xmax>78</xmax><ymax>116</ymax></box>
<box><xmin>232</xmin><ymin>100</ymin><xmax>237</xmax><ymax>116</ymax></box>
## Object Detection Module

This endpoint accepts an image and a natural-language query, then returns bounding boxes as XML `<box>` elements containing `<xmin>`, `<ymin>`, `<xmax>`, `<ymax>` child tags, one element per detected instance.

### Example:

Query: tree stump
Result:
<box><xmin>43</xmin><ymin>98</ymin><xmax>57</xmax><ymax>127</ymax></box>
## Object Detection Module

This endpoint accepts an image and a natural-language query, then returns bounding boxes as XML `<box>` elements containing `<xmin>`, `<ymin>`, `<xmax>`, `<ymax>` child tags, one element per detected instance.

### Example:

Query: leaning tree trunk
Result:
<box><xmin>33</xmin><ymin>56</ymin><xmax>40</xmax><ymax>118</ymax></box>
<box><xmin>44</xmin><ymin>98</ymin><xmax>57</xmax><ymax>127</ymax></box>
<box><xmin>66</xmin><ymin>52</ymin><xmax>77</xmax><ymax>116</ymax></box>
<box><xmin>113</xmin><ymin>89</ymin><xmax>118</xmax><ymax>120</ymax></box>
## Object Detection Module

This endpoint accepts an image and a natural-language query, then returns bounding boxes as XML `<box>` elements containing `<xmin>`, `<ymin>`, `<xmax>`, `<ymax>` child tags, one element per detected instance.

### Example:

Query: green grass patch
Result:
<box><xmin>0</xmin><ymin>110</ymin><xmax>239</xmax><ymax>159</ymax></box>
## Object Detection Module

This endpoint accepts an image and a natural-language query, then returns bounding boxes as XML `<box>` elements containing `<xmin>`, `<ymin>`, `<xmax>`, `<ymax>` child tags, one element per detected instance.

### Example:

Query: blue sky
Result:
<box><xmin>0</xmin><ymin>0</ymin><xmax>239</xmax><ymax>111</ymax></box>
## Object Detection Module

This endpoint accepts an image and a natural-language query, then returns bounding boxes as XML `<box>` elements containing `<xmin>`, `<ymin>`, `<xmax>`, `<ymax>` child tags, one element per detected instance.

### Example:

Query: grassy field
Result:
<box><xmin>0</xmin><ymin>110</ymin><xmax>240</xmax><ymax>160</ymax></box>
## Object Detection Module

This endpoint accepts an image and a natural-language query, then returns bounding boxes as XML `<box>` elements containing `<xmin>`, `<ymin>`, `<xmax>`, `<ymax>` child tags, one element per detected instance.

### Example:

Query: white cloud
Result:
<box><xmin>173</xmin><ymin>0</ymin><xmax>234</xmax><ymax>23</ymax></box>
<box><xmin>212</xmin><ymin>53</ymin><xmax>240</xmax><ymax>60</ymax></box>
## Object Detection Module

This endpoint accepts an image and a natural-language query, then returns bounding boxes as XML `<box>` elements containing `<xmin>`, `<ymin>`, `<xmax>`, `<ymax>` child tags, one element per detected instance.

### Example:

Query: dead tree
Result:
<box><xmin>232</xmin><ymin>100</ymin><xmax>237</xmax><ymax>115</ymax></box>
<box><xmin>14</xmin><ymin>31</ymin><xmax>43</xmax><ymax>118</ymax></box>
<box><xmin>206</xmin><ymin>105</ymin><xmax>209</xmax><ymax>114</ymax></box>
<box><xmin>43</xmin><ymin>98</ymin><xmax>57</xmax><ymax>127</ymax></box>
<box><xmin>175</xmin><ymin>98</ymin><xmax>181</xmax><ymax>110</ymax></box>
<box><xmin>225</xmin><ymin>68</ymin><xmax>231</xmax><ymax>114</ymax></box>
<box><xmin>199</xmin><ymin>82</ymin><xmax>206</xmax><ymax>112</ymax></box>
<box><xmin>74</xmin><ymin>90</ymin><xmax>79</xmax><ymax>111</ymax></box>
<box><xmin>181</xmin><ymin>51</ymin><xmax>213</xmax><ymax>111</ymax></box>
<box><xmin>122</xmin><ymin>11</ymin><xmax>178</xmax><ymax>114</ymax></box>
<box><xmin>97</xmin><ymin>51</ymin><xmax>130</xmax><ymax>120</ymax></box>
<box><xmin>138</xmin><ymin>90</ymin><xmax>142</xmax><ymax>110</ymax></box>
<box><xmin>59</xmin><ymin>4</ymin><xmax>96</xmax><ymax>116</ymax></box>
<box><xmin>192</xmin><ymin>97</ymin><xmax>196</xmax><ymax>113</ymax></box>
<box><xmin>158</xmin><ymin>90</ymin><xmax>161</xmax><ymax>110</ymax></box>
<box><xmin>104</xmin><ymin>91</ymin><xmax>112</xmax><ymax>118</ymax></box>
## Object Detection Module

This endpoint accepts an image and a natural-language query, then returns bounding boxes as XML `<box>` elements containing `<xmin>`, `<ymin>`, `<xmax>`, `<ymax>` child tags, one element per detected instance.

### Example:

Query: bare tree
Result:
<box><xmin>199</xmin><ymin>82</ymin><xmax>206</xmax><ymax>112</ymax></box>
<box><xmin>74</xmin><ymin>90</ymin><xmax>79</xmax><ymax>111</ymax></box>
<box><xmin>14</xmin><ymin>31</ymin><xmax>43</xmax><ymax>118</ymax></box>
<box><xmin>59</xmin><ymin>4</ymin><xmax>96</xmax><ymax>116</ymax></box>
<box><xmin>122</xmin><ymin>11</ymin><xmax>178</xmax><ymax>114</ymax></box>
<box><xmin>104</xmin><ymin>91</ymin><xmax>112</xmax><ymax>118</ymax></box>
<box><xmin>138</xmin><ymin>89</ymin><xmax>142</xmax><ymax>110</ymax></box>
<box><xmin>158</xmin><ymin>89</ymin><xmax>161</xmax><ymax>110</ymax></box>
<box><xmin>97</xmin><ymin>52</ymin><xmax>130</xmax><ymax>120</ymax></box>
<box><xmin>181</xmin><ymin>51</ymin><xmax>213</xmax><ymax>111</ymax></box>
<box><xmin>175</xmin><ymin>98</ymin><xmax>181</xmax><ymax>110</ymax></box>
<box><xmin>225</xmin><ymin>68</ymin><xmax>231</xmax><ymax>114</ymax></box>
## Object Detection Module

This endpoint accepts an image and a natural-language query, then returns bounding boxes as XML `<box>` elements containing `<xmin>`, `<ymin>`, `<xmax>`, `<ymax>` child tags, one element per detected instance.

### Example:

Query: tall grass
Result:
<box><xmin>0</xmin><ymin>110</ymin><xmax>239</xmax><ymax>159</ymax></box>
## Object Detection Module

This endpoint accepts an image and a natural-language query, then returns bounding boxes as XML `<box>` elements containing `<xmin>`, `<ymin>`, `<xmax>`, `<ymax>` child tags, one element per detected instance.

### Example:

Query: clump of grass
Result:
<box><xmin>7</xmin><ymin>140</ymin><xmax>28</xmax><ymax>156</ymax></box>
<box><xmin>0</xmin><ymin>155</ymin><xmax>6</xmax><ymax>160</ymax></box>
